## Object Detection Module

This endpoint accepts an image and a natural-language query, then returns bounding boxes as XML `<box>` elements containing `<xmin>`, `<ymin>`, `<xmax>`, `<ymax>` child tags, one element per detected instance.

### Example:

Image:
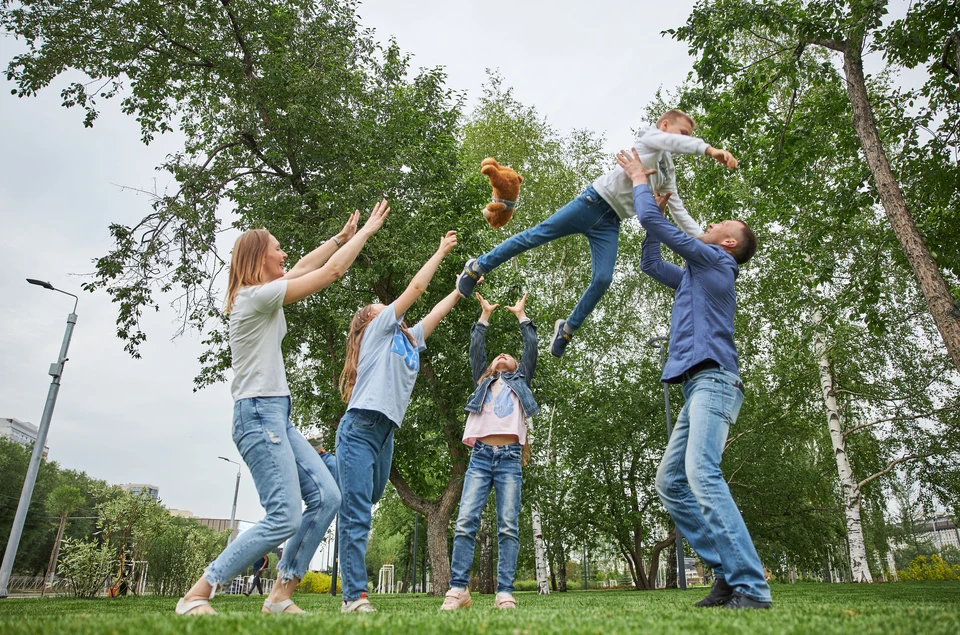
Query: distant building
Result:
<box><xmin>168</xmin><ymin>509</ymin><xmax>195</xmax><ymax>518</ymax></box>
<box><xmin>892</xmin><ymin>515</ymin><xmax>960</xmax><ymax>553</ymax></box>
<box><xmin>1</xmin><ymin>417</ymin><xmax>49</xmax><ymax>458</ymax></box>
<box><xmin>193</xmin><ymin>517</ymin><xmax>245</xmax><ymax>542</ymax></box>
<box><xmin>120</xmin><ymin>483</ymin><xmax>160</xmax><ymax>501</ymax></box>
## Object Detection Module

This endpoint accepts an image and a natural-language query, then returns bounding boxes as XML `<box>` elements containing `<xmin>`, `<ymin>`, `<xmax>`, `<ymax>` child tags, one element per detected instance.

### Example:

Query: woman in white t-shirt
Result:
<box><xmin>335</xmin><ymin>231</ymin><xmax>462</xmax><ymax>613</ymax></box>
<box><xmin>175</xmin><ymin>201</ymin><xmax>390</xmax><ymax>616</ymax></box>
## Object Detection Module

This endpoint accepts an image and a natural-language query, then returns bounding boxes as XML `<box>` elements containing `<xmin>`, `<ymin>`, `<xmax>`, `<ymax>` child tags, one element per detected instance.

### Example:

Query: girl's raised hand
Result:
<box><xmin>506</xmin><ymin>292</ymin><xmax>528</xmax><ymax>319</ymax></box>
<box><xmin>437</xmin><ymin>230</ymin><xmax>458</xmax><ymax>256</ymax></box>
<box><xmin>476</xmin><ymin>291</ymin><xmax>499</xmax><ymax>315</ymax></box>
<box><xmin>360</xmin><ymin>200</ymin><xmax>390</xmax><ymax>236</ymax></box>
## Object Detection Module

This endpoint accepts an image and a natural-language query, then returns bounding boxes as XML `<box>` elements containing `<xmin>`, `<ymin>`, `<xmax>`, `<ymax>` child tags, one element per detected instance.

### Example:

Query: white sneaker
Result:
<box><xmin>341</xmin><ymin>594</ymin><xmax>376</xmax><ymax>613</ymax></box>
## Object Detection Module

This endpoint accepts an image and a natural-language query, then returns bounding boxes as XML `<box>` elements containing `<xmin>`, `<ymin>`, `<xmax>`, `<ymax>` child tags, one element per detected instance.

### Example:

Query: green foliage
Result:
<box><xmin>142</xmin><ymin>516</ymin><xmax>226</xmax><ymax>597</ymax></box>
<box><xmin>56</xmin><ymin>538</ymin><xmax>113</xmax><ymax>599</ymax></box>
<box><xmin>899</xmin><ymin>555</ymin><xmax>960</xmax><ymax>582</ymax></box>
<box><xmin>297</xmin><ymin>570</ymin><xmax>340</xmax><ymax>593</ymax></box>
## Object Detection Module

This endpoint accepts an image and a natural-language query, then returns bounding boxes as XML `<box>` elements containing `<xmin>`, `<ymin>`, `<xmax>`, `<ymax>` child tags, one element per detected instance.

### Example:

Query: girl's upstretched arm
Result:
<box><xmin>468</xmin><ymin>291</ymin><xmax>497</xmax><ymax>383</ymax></box>
<box><xmin>507</xmin><ymin>293</ymin><xmax>538</xmax><ymax>385</ymax></box>
<box><xmin>421</xmin><ymin>289</ymin><xmax>462</xmax><ymax>340</ymax></box>
<box><xmin>393</xmin><ymin>231</ymin><xmax>458</xmax><ymax>320</ymax></box>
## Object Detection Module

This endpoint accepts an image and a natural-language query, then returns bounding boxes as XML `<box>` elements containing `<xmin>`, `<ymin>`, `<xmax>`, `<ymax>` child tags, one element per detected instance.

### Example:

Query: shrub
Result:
<box><xmin>57</xmin><ymin>538</ymin><xmax>113</xmax><ymax>598</ymax></box>
<box><xmin>899</xmin><ymin>555</ymin><xmax>960</xmax><ymax>582</ymax></box>
<box><xmin>298</xmin><ymin>571</ymin><xmax>340</xmax><ymax>594</ymax></box>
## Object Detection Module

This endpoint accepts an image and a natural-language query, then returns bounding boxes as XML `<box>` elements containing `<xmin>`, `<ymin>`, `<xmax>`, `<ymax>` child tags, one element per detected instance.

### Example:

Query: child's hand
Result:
<box><xmin>359</xmin><ymin>199</ymin><xmax>390</xmax><ymax>236</ymax></box>
<box><xmin>506</xmin><ymin>292</ymin><xmax>528</xmax><ymax>321</ymax></box>
<box><xmin>706</xmin><ymin>147</ymin><xmax>738</xmax><ymax>169</ymax></box>
<box><xmin>616</xmin><ymin>148</ymin><xmax>656</xmax><ymax>186</ymax></box>
<box><xmin>437</xmin><ymin>230</ymin><xmax>458</xmax><ymax>256</ymax></box>
<box><xmin>477</xmin><ymin>292</ymin><xmax>499</xmax><ymax>318</ymax></box>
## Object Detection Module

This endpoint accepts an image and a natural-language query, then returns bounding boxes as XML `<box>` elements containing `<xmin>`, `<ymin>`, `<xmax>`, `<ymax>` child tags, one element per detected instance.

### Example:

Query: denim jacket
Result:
<box><xmin>464</xmin><ymin>320</ymin><xmax>540</xmax><ymax>418</ymax></box>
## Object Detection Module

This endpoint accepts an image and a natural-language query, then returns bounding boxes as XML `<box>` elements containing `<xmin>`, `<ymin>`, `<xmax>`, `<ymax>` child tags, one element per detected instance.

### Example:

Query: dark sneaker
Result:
<box><xmin>723</xmin><ymin>592</ymin><xmax>772</xmax><ymax>610</ymax></box>
<box><xmin>457</xmin><ymin>259</ymin><xmax>484</xmax><ymax>298</ymax></box>
<box><xmin>550</xmin><ymin>319</ymin><xmax>574</xmax><ymax>358</ymax></box>
<box><xmin>694</xmin><ymin>578</ymin><xmax>734</xmax><ymax>607</ymax></box>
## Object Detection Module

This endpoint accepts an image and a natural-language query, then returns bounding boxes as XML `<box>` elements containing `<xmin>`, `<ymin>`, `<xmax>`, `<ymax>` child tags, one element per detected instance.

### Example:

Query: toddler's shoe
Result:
<box><xmin>550</xmin><ymin>319</ymin><xmax>574</xmax><ymax>358</ymax></box>
<box><xmin>440</xmin><ymin>587</ymin><xmax>472</xmax><ymax>610</ymax></box>
<box><xmin>457</xmin><ymin>259</ymin><xmax>484</xmax><ymax>298</ymax></box>
<box><xmin>494</xmin><ymin>592</ymin><xmax>517</xmax><ymax>609</ymax></box>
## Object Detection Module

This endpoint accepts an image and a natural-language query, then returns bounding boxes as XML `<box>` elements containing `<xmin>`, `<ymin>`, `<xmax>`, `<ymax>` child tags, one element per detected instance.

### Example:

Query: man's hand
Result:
<box><xmin>655</xmin><ymin>192</ymin><xmax>672</xmax><ymax>216</ymax></box>
<box><xmin>616</xmin><ymin>148</ymin><xmax>657</xmax><ymax>186</ymax></box>
<box><xmin>506</xmin><ymin>292</ymin><xmax>529</xmax><ymax>321</ymax></box>
<box><xmin>706</xmin><ymin>146</ymin><xmax>738</xmax><ymax>170</ymax></box>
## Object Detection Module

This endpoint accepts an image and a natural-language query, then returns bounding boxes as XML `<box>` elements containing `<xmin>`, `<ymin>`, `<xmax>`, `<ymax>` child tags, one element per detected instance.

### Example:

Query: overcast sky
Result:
<box><xmin>0</xmin><ymin>0</ymin><xmax>920</xmax><ymax>565</ymax></box>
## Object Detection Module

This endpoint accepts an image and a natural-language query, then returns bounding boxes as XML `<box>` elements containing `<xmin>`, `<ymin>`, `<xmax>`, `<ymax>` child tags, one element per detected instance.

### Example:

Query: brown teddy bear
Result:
<box><xmin>481</xmin><ymin>157</ymin><xmax>523</xmax><ymax>229</ymax></box>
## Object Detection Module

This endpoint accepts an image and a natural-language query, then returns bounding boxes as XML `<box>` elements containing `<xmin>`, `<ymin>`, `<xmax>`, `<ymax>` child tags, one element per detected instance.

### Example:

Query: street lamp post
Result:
<box><xmin>218</xmin><ymin>457</ymin><xmax>241</xmax><ymax>545</ymax></box>
<box><xmin>0</xmin><ymin>280</ymin><xmax>79</xmax><ymax>598</ymax></box>
<box><xmin>647</xmin><ymin>336</ymin><xmax>687</xmax><ymax>591</ymax></box>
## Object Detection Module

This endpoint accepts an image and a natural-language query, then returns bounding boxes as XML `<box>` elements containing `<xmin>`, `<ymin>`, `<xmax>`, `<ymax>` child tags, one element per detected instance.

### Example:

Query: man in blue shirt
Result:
<box><xmin>616</xmin><ymin>148</ymin><xmax>769</xmax><ymax>610</ymax></box>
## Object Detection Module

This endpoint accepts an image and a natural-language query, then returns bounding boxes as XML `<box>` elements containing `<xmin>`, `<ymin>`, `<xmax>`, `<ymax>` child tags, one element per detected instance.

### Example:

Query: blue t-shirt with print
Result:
<box><xmin>347</xmin><ymin>302</ymin><xmax>426</xmax><ymax>427</ymax></box>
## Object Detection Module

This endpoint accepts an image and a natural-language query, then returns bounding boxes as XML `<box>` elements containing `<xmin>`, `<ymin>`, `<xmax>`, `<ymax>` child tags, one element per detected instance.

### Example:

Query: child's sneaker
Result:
<box><xmin>494</xmin><ymin>592</ymin><xmax>517</xmax><ymax>609</ymax></box>
<box><xmin>457</xmin><ymin>259</ymin><xmax>484</xmax><ymax>298</ymax></box>
<box><xmin>440</xmin><ymin>587</ymin><xmax>472</xmax><ymax>610</ymax></box>
<box><xmin>550</xmin><ymin>319</ymin><xmax>574</xmax><ymax>358</ymax></box>
<box><xmin>341</xmin><ymin>593</ymin><xmax>376</xmax><ymax>613</ymax></box>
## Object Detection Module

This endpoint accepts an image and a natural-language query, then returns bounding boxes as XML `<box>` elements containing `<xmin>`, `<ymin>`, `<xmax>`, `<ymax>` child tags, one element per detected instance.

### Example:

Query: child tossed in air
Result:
<box><xmin>441</xmin><ymin>291</ymin><xmax>538</xmax><ymax>611</ymax></box>
<box><xmin>456</xmin><ymin>109</ymin><xmax>738</xmax><ymax>358</ymax></box>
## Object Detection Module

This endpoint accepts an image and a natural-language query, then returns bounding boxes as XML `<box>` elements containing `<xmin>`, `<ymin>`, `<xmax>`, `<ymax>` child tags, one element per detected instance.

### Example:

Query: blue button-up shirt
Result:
<box><xmin>634</xmin><ymin>185</ymin><xmax>740</xmax><ymax>383</ymax></box>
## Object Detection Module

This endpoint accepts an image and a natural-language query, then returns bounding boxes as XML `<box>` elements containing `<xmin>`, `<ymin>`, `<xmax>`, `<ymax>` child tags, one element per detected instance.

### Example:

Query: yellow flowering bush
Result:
<box><xmin>297</xmin><ymin>571</ymin><xmax>341</xmax><ymax>593</ymax></box>
<box><xmin>899</xmin><ymin>555</ymin><xmax>960</xmax><ymax>582</ymax></box>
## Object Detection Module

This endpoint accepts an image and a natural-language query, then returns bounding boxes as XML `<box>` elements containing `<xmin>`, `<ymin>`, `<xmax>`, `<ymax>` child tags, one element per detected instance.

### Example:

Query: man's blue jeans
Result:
<box><xmin>205</xmin><ymin>396</ymin><xmax>341</xmax><ymax>586</ymax></box>
<box><xmin>336</xmin><ymin>408</ymin><xmax>395</xmax><ymax>602</ymax></box>
<box><xmin>449</xmin><ymin>441</ymin><xmax>523</xmax><ymax>594</ymax></box>
<box><xmin>477</xmin><ymin>185</ymin><xmax>620</xmax><ymax>331</ymax></box>
<box><xmin>655</xmin><ymin>368</ymin><xmax>771</xmax><ymax>602</ymax></box>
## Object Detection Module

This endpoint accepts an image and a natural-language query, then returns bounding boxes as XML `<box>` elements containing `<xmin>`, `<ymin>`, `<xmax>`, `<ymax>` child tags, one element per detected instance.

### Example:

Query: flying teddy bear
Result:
<box><xmin>480</xmin><ymin>157</ymin><xmax>523</xmax><ymax>229</ymax></box>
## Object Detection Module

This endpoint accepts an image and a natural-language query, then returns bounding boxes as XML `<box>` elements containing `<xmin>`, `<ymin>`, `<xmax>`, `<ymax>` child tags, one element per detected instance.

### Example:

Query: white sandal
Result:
<box><xmin>262</xmin><ymin>598</ymin><xmax>302</xmax><ymax>614</ymax></box>
<box><xmin>175</xmin><ymin>584</ymin><xmax>217</xmax><ymax>615</ymax></box>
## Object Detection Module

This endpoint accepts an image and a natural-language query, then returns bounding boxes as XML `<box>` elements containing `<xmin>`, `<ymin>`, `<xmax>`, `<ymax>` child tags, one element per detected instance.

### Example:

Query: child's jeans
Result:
<box><xmin>476</xmin><ymin>185</ymin><xmax>621</xmax><ymax>330</ymax></box>
<box><xmin>204</xmin><ymin>396</ymin><xmax>341</xmax><ymax>587</ymax></box>
<box><xmin>336</xmin><ymin>408</ymin><xmax>395</xmax><ymax>602</ymax></box>
<box><xmin>448</xmin><ymin>441</ymin><xmax>523</xmax><ymax>594</ymax></box>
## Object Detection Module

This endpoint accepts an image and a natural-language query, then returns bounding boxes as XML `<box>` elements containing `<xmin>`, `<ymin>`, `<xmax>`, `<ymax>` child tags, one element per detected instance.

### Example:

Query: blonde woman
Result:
<box><xmin>175</xmin><ymin>201</ymin><xmax>390</xmax><ymax>616</ymax></box>
<box><xmin>337</xmin><ymin>231</ymin><xmax>461</xmax><ymax>613</ymax></box>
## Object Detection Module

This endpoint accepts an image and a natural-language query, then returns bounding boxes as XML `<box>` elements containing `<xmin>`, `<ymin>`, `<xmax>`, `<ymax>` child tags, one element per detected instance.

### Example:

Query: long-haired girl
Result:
<box><xmin>337</xmin><ymin>230</ymin><xmax>461</xmax><ymax>613</ymax></box>
<box><xmin>175</xmin><ymin>201</ymin><xmax>390</xmax><ymax>616</ymax></box>
<box><xmin>441</xmin><ymin>291</ymin><xmax>538</xmax><ymax>611</ymax></box>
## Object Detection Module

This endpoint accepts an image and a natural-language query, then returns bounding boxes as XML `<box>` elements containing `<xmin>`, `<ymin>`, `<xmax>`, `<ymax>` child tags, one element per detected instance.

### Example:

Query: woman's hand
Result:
<box><xmin>437</xmin><ymin>230</ymin><xmax>458</xmax><ymax>256</ymax></box>
<box><xmin>336</xmin><ymin>210</ymin><xmax>360</xmax><ymax>244</ymax></box>
<box><xmin>506</xmin><ymin>292</ymin><xmax>528</xmax><ymax>321</ymax></box>
<box><xmin>358</xmin><ymin>200</ymin><xmax>390</xmax><ymax>237</ymax></box>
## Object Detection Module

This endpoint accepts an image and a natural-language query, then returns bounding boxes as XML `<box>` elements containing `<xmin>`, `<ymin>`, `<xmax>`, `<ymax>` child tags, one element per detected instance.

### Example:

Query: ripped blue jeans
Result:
<box><xmin>204</xmin><ymin>396</ymin><xmax>341</xmax><ymax>587</ymax></box>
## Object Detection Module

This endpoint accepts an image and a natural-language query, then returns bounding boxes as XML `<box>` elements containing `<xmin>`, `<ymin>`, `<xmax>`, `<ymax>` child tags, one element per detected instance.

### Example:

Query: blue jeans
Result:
<box><xmin>336</xmin><ymin>408</ymin><xmax>395</xmax><ymax>602</ymax></box>
<box><xmin>205</xmin><ymin>396</ymin><xmax>341</xmax><ymax>586</ymax></box>
<box><xmin>655</xmin><ymin>369</ymin><xmax>771</xmax><ymax>602</ymax></box>
<box><xmin>449</xmin><ymin>441</ymin><xmax>523</xmax><ymax>594</ymax></box>
<box><xmin>477</xmin><ymin>185</ymin><xmax>620</xmax><ymax>330</ymax></box>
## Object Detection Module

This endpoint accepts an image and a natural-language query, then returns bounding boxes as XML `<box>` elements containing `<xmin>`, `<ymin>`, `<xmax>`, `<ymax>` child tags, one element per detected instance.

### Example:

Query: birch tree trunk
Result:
<box><xmin>813</xmin><ymin>311</ymin><xmax>874</xmax><ymax>583</ymax></box>
<box><xmin>531</xmin><ymin>506</ymin><xmax>551</xmax><ymax>594</ymax></box>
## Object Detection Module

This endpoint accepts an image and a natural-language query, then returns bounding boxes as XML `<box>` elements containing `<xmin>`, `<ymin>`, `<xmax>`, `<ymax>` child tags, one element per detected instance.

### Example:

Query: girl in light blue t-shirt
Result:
<box><xmin>336</xmin><ymin>230</ymin><xmax>462</xmax><ymax>613</ymax></box>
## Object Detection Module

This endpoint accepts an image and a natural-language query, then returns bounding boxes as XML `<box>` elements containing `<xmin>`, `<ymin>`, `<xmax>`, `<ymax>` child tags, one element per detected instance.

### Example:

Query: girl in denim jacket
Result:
<box><xmin>336</xmin><ymin>231</ymin><xmax>462</xmax><ymax>613</ymax></box>
<box><xmin>441</xmin><ymin>292</ymin><xmax>538</xmax><ymax>611</ymax></box>
<box><xmin>176</xmin><ymin>201</ymin><xmax>389</xmax><ymax>616</ymax></box>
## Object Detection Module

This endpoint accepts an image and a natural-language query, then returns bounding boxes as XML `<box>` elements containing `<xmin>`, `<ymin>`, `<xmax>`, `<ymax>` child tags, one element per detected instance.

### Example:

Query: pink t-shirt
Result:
<box><xmin>462</xmin><ymin>378</ymin><xmax>528</xmax><ymax>447</ymax></box>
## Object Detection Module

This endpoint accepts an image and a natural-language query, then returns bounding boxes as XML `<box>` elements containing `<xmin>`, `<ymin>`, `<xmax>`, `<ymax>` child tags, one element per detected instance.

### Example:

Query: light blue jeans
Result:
<box><xmin>336</xmin><ymin>408</ymin><xmax>395</xmax><ymax>602</ymax></box>
<box><xmin>655</xmin><ymin>368</ymin><xmax>771</xmax><ymax>602</ymax></box>
<box><xmin>476</xmin><ymin>185</ymin><xmax>620</xmax><ymax>331</ymax></box>
<box><xmin>449</xmin><ymin>441</ymin><xmax>523</xmax><ymax>594</ymax></box>
<box><xmin>204</xmin><ymin>396</ymin><xmax>341</xmax><ymax>586</ymax></box>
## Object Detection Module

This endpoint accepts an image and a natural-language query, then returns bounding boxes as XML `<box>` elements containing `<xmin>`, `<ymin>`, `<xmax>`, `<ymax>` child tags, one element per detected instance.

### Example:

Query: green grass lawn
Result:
<box><xmin>1</xmin><ymin>582</ymin><xmax>958</xmax><ymax>634</ymax></box>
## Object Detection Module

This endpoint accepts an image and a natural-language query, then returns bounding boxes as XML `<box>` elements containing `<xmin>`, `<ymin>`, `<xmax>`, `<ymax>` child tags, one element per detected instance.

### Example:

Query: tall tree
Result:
<box><xmin>42</xmin><ymin>485</ymin><xmax>85</xmax><ymax>594</ymax></box>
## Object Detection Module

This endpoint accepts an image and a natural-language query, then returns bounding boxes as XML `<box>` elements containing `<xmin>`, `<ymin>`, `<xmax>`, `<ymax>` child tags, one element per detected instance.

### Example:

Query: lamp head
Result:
<box><xmin>26</xmin><ymin>278</ymin><xmax>54</xmax><ymax>290</ymax></box>
<box><xmin>647</xmin><ymin>336</ymin><xmax>669</xmax><ymax>348</ymax></box>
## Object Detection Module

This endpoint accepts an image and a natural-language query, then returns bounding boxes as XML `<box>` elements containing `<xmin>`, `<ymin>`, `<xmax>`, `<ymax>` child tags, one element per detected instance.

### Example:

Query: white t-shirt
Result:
<box><xmin>347</xmin><ymin>302</ymin><xmax>426</xmax><ymax>427</ymax></box>
<box><xmin>229</xmin><ymin>279</ymin><xmax>289</xmax><ymax>401</ymax></box>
